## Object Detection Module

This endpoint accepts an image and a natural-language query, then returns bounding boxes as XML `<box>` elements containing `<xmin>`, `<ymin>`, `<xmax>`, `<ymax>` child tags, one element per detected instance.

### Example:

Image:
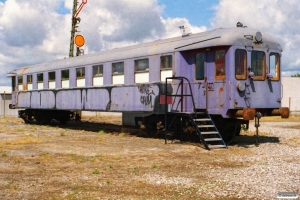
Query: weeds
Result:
<box><xmin>152</xmin><ymin>164</ymin><xmax>157</xmax><ymax>169</ymax></box>
<box><xmin>132</xmin><ymin>167</ymin><xmax>140</xmax><ymax>175</ymax></box>
<box><xmin>93</xmin><ymin>169</ymin><xmax>99</xmax><ymax>174</ymax></box>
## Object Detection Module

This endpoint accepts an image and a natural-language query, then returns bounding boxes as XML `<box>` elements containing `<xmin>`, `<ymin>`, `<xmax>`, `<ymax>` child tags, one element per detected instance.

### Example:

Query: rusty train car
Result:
<box><xmin>7</xmin><ymin>23</ymin><xmax>289</xmax><ymax>149</ymax></box>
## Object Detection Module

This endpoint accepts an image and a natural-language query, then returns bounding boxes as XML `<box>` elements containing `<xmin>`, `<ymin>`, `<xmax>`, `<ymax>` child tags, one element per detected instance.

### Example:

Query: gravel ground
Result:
<box><xmin>0</xmin><ymin>116</ymin><xmax>299</xmax><ymax>200</ymax></box>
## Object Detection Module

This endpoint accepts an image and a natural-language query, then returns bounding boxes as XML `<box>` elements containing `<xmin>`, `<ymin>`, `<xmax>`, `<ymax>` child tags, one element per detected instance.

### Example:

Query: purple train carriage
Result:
<box><xmin>7</xmin><ymin>23</ymin><xmax>289</xmax><ymax>149</ymax></box>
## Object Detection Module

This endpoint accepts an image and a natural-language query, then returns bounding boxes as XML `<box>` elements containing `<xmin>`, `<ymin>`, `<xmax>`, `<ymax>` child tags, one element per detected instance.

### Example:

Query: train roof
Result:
<box><xmin>8</xmin><ymin>26</ymin><xmax>282</xmax><ymax>76</ymax></box>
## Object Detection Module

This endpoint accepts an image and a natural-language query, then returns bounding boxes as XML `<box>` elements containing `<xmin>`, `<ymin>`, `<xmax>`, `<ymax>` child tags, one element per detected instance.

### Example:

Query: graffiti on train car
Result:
<box><xmin>138</xmin><ymin>84</ymin><xmax>156</xmax><ymax>106</ymax></box>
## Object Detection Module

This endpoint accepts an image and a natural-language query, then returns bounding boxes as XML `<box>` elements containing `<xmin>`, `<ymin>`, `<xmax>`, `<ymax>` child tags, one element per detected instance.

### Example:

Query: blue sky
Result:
<box><xmin>0</xmin><ymin>0</ymin><xmax>299</xmax><ymax>86</ymax></box>
<box><xmin>158</xmin><ymin>0</ymin><xmax>219</xmax><ymax>27</ymax></box>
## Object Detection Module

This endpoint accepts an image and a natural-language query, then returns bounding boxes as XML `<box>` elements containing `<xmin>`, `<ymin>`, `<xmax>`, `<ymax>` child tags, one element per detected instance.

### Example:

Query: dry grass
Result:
<box><xmin>0</xmin><ymin>116</ymin><xmax>299</xmax><ymax>199</ymax></box>
<box><xmin>261</xmin><ymin>115</ymin><xmax>300</xmax><ymax>122</ymax></box>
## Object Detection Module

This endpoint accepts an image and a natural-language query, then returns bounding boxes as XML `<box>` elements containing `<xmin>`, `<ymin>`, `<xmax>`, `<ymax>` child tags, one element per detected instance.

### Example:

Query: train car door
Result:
<box><xmin>206</xmin><ymin>50</ymin><xmax>226</xmax><ymax>114</ymax></box>
<box><xmin>193</xmin><ymin>52</ymin><xmax>206</xmax><ymax>110</ymax></box>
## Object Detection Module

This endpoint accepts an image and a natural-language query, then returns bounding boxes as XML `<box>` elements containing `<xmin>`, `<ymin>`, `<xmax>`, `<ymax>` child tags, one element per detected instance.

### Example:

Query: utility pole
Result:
<box><xmin>69</xmin><ymin>0</ymin><xmax>87</xmax><ymax>57</ymax></box>
<box><xmin>69</xmin><ymin>0</ymin><xmax>78</xmax><ymax>57</ymax></box>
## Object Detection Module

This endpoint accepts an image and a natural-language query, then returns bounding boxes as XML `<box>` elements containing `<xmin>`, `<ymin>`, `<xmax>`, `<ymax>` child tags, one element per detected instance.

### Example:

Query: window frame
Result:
<box><xmin>76</xmin><ymin>67</ymin><xmax>85</xmax><ymax>79</ymax></box>
<box><xmin>18</xmin><ymin>76</ymin><xmax>23</xmax><ymax>85</ymax></box>
<box><xmin>61</xmin><ymin>69</ymin><xmax>69</xmax><ymax>80</ymax></box>
<box><xmin>27</xmin><ymin>75</ymin><xmax>33</xmax><ymax>83</ymax></box>
<box><xmin>215</xmin><ymin>50</ymin><xmax>226</xmax><ymax>80</ymax></box>
<box><xmin>112</xmin><ymin>62</ymin><xmax>125</xmax><ymax>85</ymax></box>
<box><xmin>160</xmin><ymin>55</ymin><xmax>172</xmax><ymax>70</ymax></box>
<box><xmin>135</xmin><ymin>58</ymin><xmax>149</xmax><ymax>73</ymax></box>
<box><xmin>93</xmin><ymin>65</ymin><xmax>103</xmax><ymax>77</ymax></box>
<box><xmin>37</xmin><ymin>73</ymin><xmax>43</xmax><ymax>83</ymax></box>
<box><xmin>112</xmin><ymin>62</ymin><xmax>124</xmax><ymax>75</ymax></box>
<box><xmin>195</xmin><ymin>53</ymin><xmax>205</xmax><ymax>80</ymax></box>
<box><xmin>251</xmin><ymin>50</ymin><xmax>266</xmax><ymax>81</ymax></box>
<box><xmin>235</xmin><ymin>49</ymin><xmax>247</xmax><ymax>80</ymax></box>
<box><xmin>269</xmin><ymin>52</ymin><xmax>280</xmax><ymax>81</ymax></box>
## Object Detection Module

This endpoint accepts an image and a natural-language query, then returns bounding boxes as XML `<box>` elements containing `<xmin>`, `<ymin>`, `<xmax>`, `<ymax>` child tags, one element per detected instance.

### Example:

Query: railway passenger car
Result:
<box><xmin>7</xmin><ymin>23</ymin><xmax>289</xmax><ymax>148</ymax></box>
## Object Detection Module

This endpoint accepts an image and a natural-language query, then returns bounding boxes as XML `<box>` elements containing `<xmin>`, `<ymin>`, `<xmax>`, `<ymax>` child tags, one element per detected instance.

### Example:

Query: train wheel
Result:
<box><xmin>221</xmin><ymin>122</ymin><xmax>240</xmax><ymax>144</ymax></box>
<box><xmin>60</xmin><ymin>119</ymin><xmax>68</xmax><ymax>125</ymax></box>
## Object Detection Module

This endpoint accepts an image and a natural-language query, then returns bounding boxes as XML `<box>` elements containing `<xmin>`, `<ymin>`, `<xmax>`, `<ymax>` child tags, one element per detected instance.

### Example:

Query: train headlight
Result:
<box><xmin>255</xmin><ymin>32</ymin><xmax>262</xmax><ymax>42</ymax></box>
<box><xmin>236</xmin><ymin>81</ymin><xmax>246</xmax><ymax>92</ymax></box>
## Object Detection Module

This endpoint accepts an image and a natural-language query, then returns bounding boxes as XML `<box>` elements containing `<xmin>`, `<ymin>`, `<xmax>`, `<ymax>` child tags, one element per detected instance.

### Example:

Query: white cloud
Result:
<box><xmin>210</xmin><ymin>0</ymin><xmax>300</xmax><ymax>76</ymax></box>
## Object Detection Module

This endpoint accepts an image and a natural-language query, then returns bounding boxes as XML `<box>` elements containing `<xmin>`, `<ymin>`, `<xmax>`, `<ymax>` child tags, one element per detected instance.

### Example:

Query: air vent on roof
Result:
<box><xmin>236</xmin><ymin>22</ymin><xmax>243</xmax><ymax>27</ymax></box>
<box><xmin>179</xmin><ymin>25</ymin><xmax>192</xmax><ymax>37</ymax></box>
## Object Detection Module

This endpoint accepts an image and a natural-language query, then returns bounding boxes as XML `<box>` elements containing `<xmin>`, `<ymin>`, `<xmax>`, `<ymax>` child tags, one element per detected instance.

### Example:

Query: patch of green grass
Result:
<box><xmin>109</xmin><ymin>164</ymin><xmax>113</xmax><ymax>169</ymax></box>
<box><xmin>131</xmin><ymin>167</ymin><xmax>140</xmax><ymax>175</ymax></box>
<box><xmin>98</xmin><ymin>130</ymin><xmax>104</xmax><ymax>134</ymax></box>
<box><xmin>106</xmin><ymin>180</ymin><xmax>111</xmax><ymax>184</ymax></box>
<box><xmin>152</xmin><ymin>164</ymin><xmax>157</xmax><ymax>169</ymax></box>
<box><xmin>93</xmin><ymin>169</ymin><xmax>99</xmax><ymax>174</ymax></box>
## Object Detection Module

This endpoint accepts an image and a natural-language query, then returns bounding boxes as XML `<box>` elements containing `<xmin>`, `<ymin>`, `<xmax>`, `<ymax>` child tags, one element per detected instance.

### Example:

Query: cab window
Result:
<box><xmin>269</xmin><ymin>53</ymin><xmax>280</xmax><ymax>81</ymax></box>
<box><xmin>235</xmin><ymin>49</ymin><xmax>247</xmax><ymax>79</ymax></box>
<box><xmin>251</xmin><ymin>51</ymin><xmax>266</xmax><ymax>80</ymax></box>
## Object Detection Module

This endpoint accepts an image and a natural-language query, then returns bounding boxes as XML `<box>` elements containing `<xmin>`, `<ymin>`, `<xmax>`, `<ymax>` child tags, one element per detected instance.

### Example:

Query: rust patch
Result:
<box><xmin>243</xmin><ymin>108</ymin><xmax>256</xmax><ymax>120</ymax></box>
<box><xmin>280</xmin><ymin>107</ymin><xmax>290</xmax><ymax>118</ymax></box>
<box><xmin>20</xmin><ymin>67</ymin><xmax>29</xmax><ymax>75</ymax></box>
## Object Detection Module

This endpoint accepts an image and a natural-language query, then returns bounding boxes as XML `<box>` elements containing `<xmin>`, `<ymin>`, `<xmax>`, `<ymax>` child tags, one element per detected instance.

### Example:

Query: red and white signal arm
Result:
<box><xmin>75</xmin><ymin>34</ymin><xmax>85</xmax><ymax>47</ymax></box>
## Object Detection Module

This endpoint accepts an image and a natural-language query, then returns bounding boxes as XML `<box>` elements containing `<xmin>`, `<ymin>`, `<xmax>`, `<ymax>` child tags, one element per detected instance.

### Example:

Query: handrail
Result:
<box><xmin>164</xmin><ymin>76</ymin><xmax>197</xmax><ymax>144</ymax></box>
<box><xmin>164</xmin><ymin>76</ymin><xmax>196</xmax><ymax>114</ymax></box>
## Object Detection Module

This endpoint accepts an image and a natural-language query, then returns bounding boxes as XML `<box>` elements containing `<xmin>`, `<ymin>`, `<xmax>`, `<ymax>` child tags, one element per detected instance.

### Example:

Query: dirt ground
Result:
<box><xmin>0</xmin><ymin>115</ymin><xmax>299</xmax><ymax>200</ymax></box>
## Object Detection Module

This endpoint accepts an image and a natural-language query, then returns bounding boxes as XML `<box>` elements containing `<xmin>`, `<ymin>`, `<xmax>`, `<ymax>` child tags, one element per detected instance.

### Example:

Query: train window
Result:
<box><xmin>215</xmin><ymin>50</ymin><xmax>226</xmax><ymax>79</ymax></box>
<box><xmin>27</xmin><ymin>75</ymin><xmax>33</xmax><ymax>90</ymax></box>
<box><xmin>160</xmin><ymin>55</ymin><xmax>172</xmax><ymax>82</ymax></box>
<box><xmin>49</xmin><ymin>71</ymin><xmax>56</xmax><ymax>89</ymax></box>
<box><xmin>251</xmin><ymin>51</ymin><xmax>266</xmax><ymax>80</ymax></box>
<box><xmin>61</xmin><ymin>69</ymin><xmax>69</xmax><ymax>88</ymax></box>
<box><xmin>195</xmin><ymin>53</ymin><xmax>205</xmax><ymax>80</ymax></box>
<box><xmin>12</xmin><ymin>77</ymin><xmax>16</xmax><ymax>92</ymax></box>
<box><xmin>235</xmin><ymin>49</ymin><xmax>247</xmax><ymax>80</ymax></box>
<box><xmin>93</xmin><ymin>65</ymin><xmax>103</xmax><ymax>86</ymax></box>
<box><xmin>18</xmin><ymin>76</ymin><xmax>23</xmax><ymax>91</ymax></box>
<box><xmin>76</xmin><ymin>67</ymin><xmax>85</xmax><ymax>87</ymax></box>
<box><xmin>112</xmin><ymin>62</ymin><xmax>124</xmax><ymax>85</ymax></box>
<box><xmin>135</xmin><ymin>58</ymin><xmax>149</xmax><ymax>83</ymax></box>
<box><xmin>37</xmin><ymin>73</ymin><xmax>43</xmax><ymax>90</ymax></box>
<box><xmin>269</xmin><ymin>53</ymin><xmax>280</xmax><ymax>81</ymax></box>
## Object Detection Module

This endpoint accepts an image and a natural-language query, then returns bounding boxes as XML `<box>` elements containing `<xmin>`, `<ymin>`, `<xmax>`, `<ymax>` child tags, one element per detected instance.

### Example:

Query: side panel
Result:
<box><xmin>85</xmin><ymin>89</ymin><xmax>110</xmax><ymax>110</ymax></box>
<box><xmin>31</xmin><ymin>91</ymin><xmax>55</xmax><ymax>109</ymax></box>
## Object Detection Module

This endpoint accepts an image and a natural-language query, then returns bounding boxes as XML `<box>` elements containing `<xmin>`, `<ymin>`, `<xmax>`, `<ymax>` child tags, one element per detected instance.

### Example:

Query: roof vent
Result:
<box><xmin>236</xmin><ymin>22</ymin><xmax>243</xmax><ymax>27</ymax></box>
<box><xmin>179</xmin><ymin>25</ymin><xmax>192</xmax><ymax>37</ymax></box>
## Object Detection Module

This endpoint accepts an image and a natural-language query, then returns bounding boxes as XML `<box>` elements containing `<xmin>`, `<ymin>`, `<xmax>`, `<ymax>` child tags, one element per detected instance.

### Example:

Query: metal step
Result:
<box><xmin>204</xmin><ymin>138</ymin><xmax>222</xmax><ymax>142</ymax></box>
<box><xmin>200</xmin><ymin>131</ymin><xmax>219</xmax><ymax>135</ymax></box>
<box><xmin>194</xmin><ymin>118</ymin><xmax>211</xmax><ymax>122</ymax></box>
<box><xmin>198</xmin><ymin>125</ymin><xmax>215</xmax><ymax>128</ymax></box>
<box><xmin>208</xmin><ymin>145</ymin><xmax>227</xmax><ymax>148</ymax></box>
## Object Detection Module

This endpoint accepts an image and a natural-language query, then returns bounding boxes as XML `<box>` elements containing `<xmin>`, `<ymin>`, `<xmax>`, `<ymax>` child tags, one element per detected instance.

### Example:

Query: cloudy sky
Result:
<box><xmin>0</xmin><ymin>0</ymin><xmax>299</xmax><ymax>85</ymax></box>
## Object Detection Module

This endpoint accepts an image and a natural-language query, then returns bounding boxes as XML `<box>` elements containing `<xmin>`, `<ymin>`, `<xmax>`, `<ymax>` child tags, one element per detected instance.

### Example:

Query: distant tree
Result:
<box><xmin>291</xmin><ymin>73</ymin><xmax>300</xmax><ymax>77</ymax></box>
